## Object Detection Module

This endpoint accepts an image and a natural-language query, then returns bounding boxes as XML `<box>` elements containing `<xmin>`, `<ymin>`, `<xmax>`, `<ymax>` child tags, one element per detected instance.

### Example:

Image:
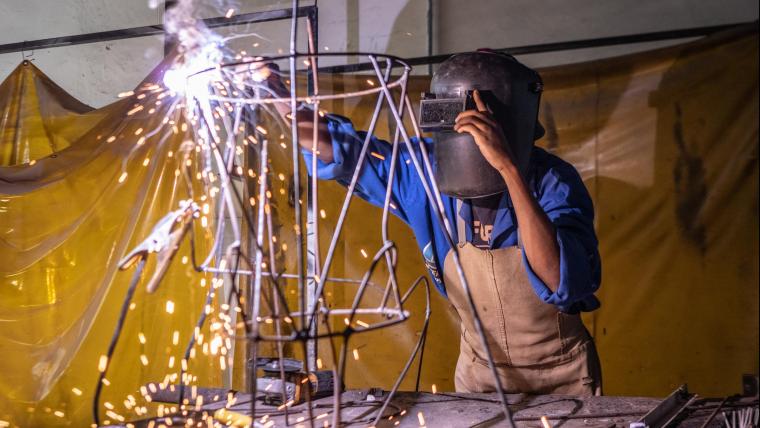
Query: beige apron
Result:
<box><xmin>443</xmin><ymin>207</ymin><xmax>602</xmax><ymax>395</ymax></box>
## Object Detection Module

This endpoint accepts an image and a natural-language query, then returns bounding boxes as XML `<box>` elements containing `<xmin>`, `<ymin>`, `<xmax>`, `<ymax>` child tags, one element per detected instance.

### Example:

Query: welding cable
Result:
<box><xmin>92</xmin><ymin>258</ymin><xmax>147</xmax><ymax>426</ymax></box>
<box><xmin>177</xmin><ymin>246</ymin><xmax>245</xmax><ymax>407</ymax></box>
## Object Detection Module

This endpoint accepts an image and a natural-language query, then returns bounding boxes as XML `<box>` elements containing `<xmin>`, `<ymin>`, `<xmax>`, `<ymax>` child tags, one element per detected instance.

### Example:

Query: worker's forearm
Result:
<box><xmin>294</xmin><ymin>111</ymin><xmax>334</xmax><ymax>164</ymax></box>
<box><xmin>272</xmin><ymin>102</ymin><xmax>334</xmax><ymax>164</ymax></box>
<box><xmin>499</xmin><ymin>165</ymin><xmax>561</xmax><ymax>292</ymax></box>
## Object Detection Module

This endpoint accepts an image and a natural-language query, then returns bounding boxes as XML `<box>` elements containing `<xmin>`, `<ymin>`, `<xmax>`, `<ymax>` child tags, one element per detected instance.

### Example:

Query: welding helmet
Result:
<box><xmin>421</xmin><ymin>51</ymin><xmax>544</xmax><ymax>198</ymax></box>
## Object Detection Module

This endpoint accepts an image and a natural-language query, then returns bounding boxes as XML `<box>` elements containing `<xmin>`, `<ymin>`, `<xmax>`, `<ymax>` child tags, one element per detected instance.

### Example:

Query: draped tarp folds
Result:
<box><xmin>0</xmin><ymin>60</ymin><xmax>222</xmax><ymax>427</ymax></box>
<box><xmin>0</xmin><ymin>24</ymin><xmax>757</xmax><ymax>428</ymax></box>
<box><xmin>536</xmin><ymin>25</ymin><xmax>758</xmax><ymax>397</ymax></box>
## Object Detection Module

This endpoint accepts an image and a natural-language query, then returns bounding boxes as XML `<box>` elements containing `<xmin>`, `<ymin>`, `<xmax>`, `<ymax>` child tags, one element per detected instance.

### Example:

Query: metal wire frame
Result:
<box><xmin>99</xmin><ymin>3</ymin><xmax>518</xmax><ymax>427</ymax></box>
<box><xmin>186</xmin><ymin>51</ymin><xmax>428</xmax><ymax>427</ymax></box>
<box><xmin>177</xmin><ymin>40</ymin><xmax>519</xmax><ymax>425</ymax></box>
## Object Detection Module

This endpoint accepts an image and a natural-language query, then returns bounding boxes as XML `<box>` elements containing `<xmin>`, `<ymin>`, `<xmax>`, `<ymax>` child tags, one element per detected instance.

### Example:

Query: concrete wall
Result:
<box><xmin>1</xmin><ymin>0</ymin><xmax>756</xmax><ymax>106</ymax></box>
<box><xmin>434</xmin><ymin>0</ymin><xmax>758</xmax><ymax>67</ymax></box>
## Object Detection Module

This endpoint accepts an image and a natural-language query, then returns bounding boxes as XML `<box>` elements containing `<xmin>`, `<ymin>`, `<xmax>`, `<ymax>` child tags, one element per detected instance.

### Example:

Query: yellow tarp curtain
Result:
<box><xmin>0</xmin><ymin>24</ymin><xmax>757</xmax><ymax>428</ymax></box>
<box><xmin>538</xmin><ymin>26</ymin><xmax>758</xmax><ymax>396</ymax></box>
<box><xmin>0</xmin><ymin>59</ymin><xmax>222</xmax><ymax>426</ymax></box>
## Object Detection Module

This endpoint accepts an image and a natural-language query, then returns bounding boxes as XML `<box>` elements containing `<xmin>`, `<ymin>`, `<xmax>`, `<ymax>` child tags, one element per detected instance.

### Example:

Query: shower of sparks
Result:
<box><xmin>98</xmin><ymin>355</ymin><xmax>108</xmax><ymax>372</ymax></box>
<box><xmin>541</xmin><ymin>416</ymin><xmax>553</xmax><ymax>428</ymax></box>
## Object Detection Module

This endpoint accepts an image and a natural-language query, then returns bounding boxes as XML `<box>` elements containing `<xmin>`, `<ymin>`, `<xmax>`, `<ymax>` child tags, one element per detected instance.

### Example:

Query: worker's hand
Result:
<box><xmin>232</xmin><ymin>59</ymin><xmax>288</xmax><ymax>98</ymax></box>
<box><xmin>453</xmin><ymin>90</ymin><xmax>517</xmax><ymax>175</ymax></box>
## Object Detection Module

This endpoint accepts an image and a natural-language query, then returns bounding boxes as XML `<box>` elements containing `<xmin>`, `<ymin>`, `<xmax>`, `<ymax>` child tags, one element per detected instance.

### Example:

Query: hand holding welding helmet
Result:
<box><xmin>422</xmin><ymin>51</ymin><xmax>545</xmax><ymax>198</ymax></box>
<box><xmin>453</xmin><ymin>90</ymin><xmax>519</xmax><ymax>177</ymax></box>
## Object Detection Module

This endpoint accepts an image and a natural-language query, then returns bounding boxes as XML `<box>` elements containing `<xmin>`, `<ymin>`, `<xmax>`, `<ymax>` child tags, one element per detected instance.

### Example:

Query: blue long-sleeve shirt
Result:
<box><xmin>303</xmin><ymin>114</ymin><xmax>601</xmax><ymax>313</ymax></box>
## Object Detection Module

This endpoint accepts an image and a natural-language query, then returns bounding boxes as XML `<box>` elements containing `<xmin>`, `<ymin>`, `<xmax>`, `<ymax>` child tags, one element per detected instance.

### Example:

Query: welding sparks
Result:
<box><xmin>98</xmin><ymin>355</ymin><xmax>108</xmax><ymax>372</ymax></box>
<box><xmin>541</xmin><ymin>416</ymin><xmax>553</xmax><ymax>428</ymax></box>
<box><xmin>165</xmin><ymin>300</ymin><xmax>175</xmax><ymax>314</ymax></box>
<box><xmin>417</xmin><ymin>411</ymin><xmax>426</xmax><ymax>426</ymax></box>
<box><xmin>72</xmin><ymin>387</ymin><xmax>83</xmax><ymax>396</ymax></box>
<box><xmin>127</xmin><ymin>105</ymin><xmax>144</xmax><ymax>116</ymax></box>
<box><xmin>225</xmin><ymin>8</ymin><xmax>235</xmax><ymax>18</ymax></box>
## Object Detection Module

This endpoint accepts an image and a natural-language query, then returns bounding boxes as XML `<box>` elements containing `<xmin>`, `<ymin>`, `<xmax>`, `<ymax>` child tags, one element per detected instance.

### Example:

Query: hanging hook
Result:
<box><xmin>21</xmin><ymin>41</ymin><xmax>34</xmax><ymax>64</ymax></box>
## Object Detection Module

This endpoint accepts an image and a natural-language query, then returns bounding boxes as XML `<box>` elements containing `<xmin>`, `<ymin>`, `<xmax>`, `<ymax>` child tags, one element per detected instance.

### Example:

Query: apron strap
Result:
<box><xmin>456</xmin><ymin>199</ymin><xmax>465</xmax><ymax>246</ymax></box>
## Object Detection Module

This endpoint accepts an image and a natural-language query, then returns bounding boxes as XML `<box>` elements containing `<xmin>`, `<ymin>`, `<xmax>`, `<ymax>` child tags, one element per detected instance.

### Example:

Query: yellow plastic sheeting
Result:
<box><xmin>0</xmin><ymin>61</ymin><xmax>221</xmax><ymax>426</ymax></box>
<box><xmin>537</xmin><ymin>26</ymin><xmax>758</xmax><ymax>397</ymax></box>
<box><xmin>0</xmin><ymin>61</ymin><xmax>101</xmax><ymax>165</ymax></box>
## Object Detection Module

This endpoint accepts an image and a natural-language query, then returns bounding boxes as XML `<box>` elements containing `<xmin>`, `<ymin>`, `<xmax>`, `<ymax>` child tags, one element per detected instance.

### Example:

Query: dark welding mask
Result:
<box><xmin>419</xmin><ymin>51</ymin><xmax>544</xmax><ymax>198</ymax></box>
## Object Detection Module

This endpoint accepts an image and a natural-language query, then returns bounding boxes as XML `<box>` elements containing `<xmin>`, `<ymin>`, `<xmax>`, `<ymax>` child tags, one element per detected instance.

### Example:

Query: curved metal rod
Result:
<box><xmin>345</xmin><ymin>241</ymin><xmax>399</xmax><ymax>326</ymax></box>
<box><xmin>371</xmin><ymin>275</ymin><xmax>431</xmax><ymax>426</ymax></box>
<box><xmin>190</xmin><ymin>50</ymin><xmax>412</xmax><ymax>79</ymax></box>
<box><xmin>305</xmin><ymin>57</ymin><xmax>394</xmax><ymax>334</ymax></box>
<box><xmin>247</xmin><ymin>130</ymin><xmax>269</xmax><ymax>421</ymax></box>
<box><xmin>204</xmin><ymin>80</ymin><xmax>407</xmax><ymax>105</ymax></box>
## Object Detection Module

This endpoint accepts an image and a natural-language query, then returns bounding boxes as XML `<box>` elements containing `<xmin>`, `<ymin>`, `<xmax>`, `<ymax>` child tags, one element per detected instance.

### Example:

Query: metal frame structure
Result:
<box><xmin>92</xmin><ymin>0</ymin><xmax>518</xmax><ymax>425</ymax></box>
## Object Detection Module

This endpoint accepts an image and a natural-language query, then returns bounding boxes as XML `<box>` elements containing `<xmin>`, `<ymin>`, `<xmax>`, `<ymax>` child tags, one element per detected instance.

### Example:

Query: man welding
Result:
<box><xmin>263</xmin><ymin>51</ymin><xmax>602</xmax><ymax>395</ymax></box>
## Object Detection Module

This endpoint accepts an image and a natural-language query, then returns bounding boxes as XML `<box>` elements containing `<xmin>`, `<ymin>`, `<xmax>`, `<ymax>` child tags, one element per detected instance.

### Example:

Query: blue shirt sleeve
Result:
<box><xmin>301</xmin><ymin>114</ymin><xmax>450</xmax><ymax>294</ymax></box>
<box><xmin>301</xmin><ymin>113</ymin><xmax>427</xmax><ymax>224</ymax></box>
<box><xmin>521</xmin><ymin>156</ymin><xmax>602</xmax><ymax>313</ymax></box>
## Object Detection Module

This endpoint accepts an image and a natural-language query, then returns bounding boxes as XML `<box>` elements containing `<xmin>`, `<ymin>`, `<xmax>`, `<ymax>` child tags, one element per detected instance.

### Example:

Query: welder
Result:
<box><xmin>265</xmin><ymin>51</ymin><xmax>602</xmax><ymax>395</ymax></box>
